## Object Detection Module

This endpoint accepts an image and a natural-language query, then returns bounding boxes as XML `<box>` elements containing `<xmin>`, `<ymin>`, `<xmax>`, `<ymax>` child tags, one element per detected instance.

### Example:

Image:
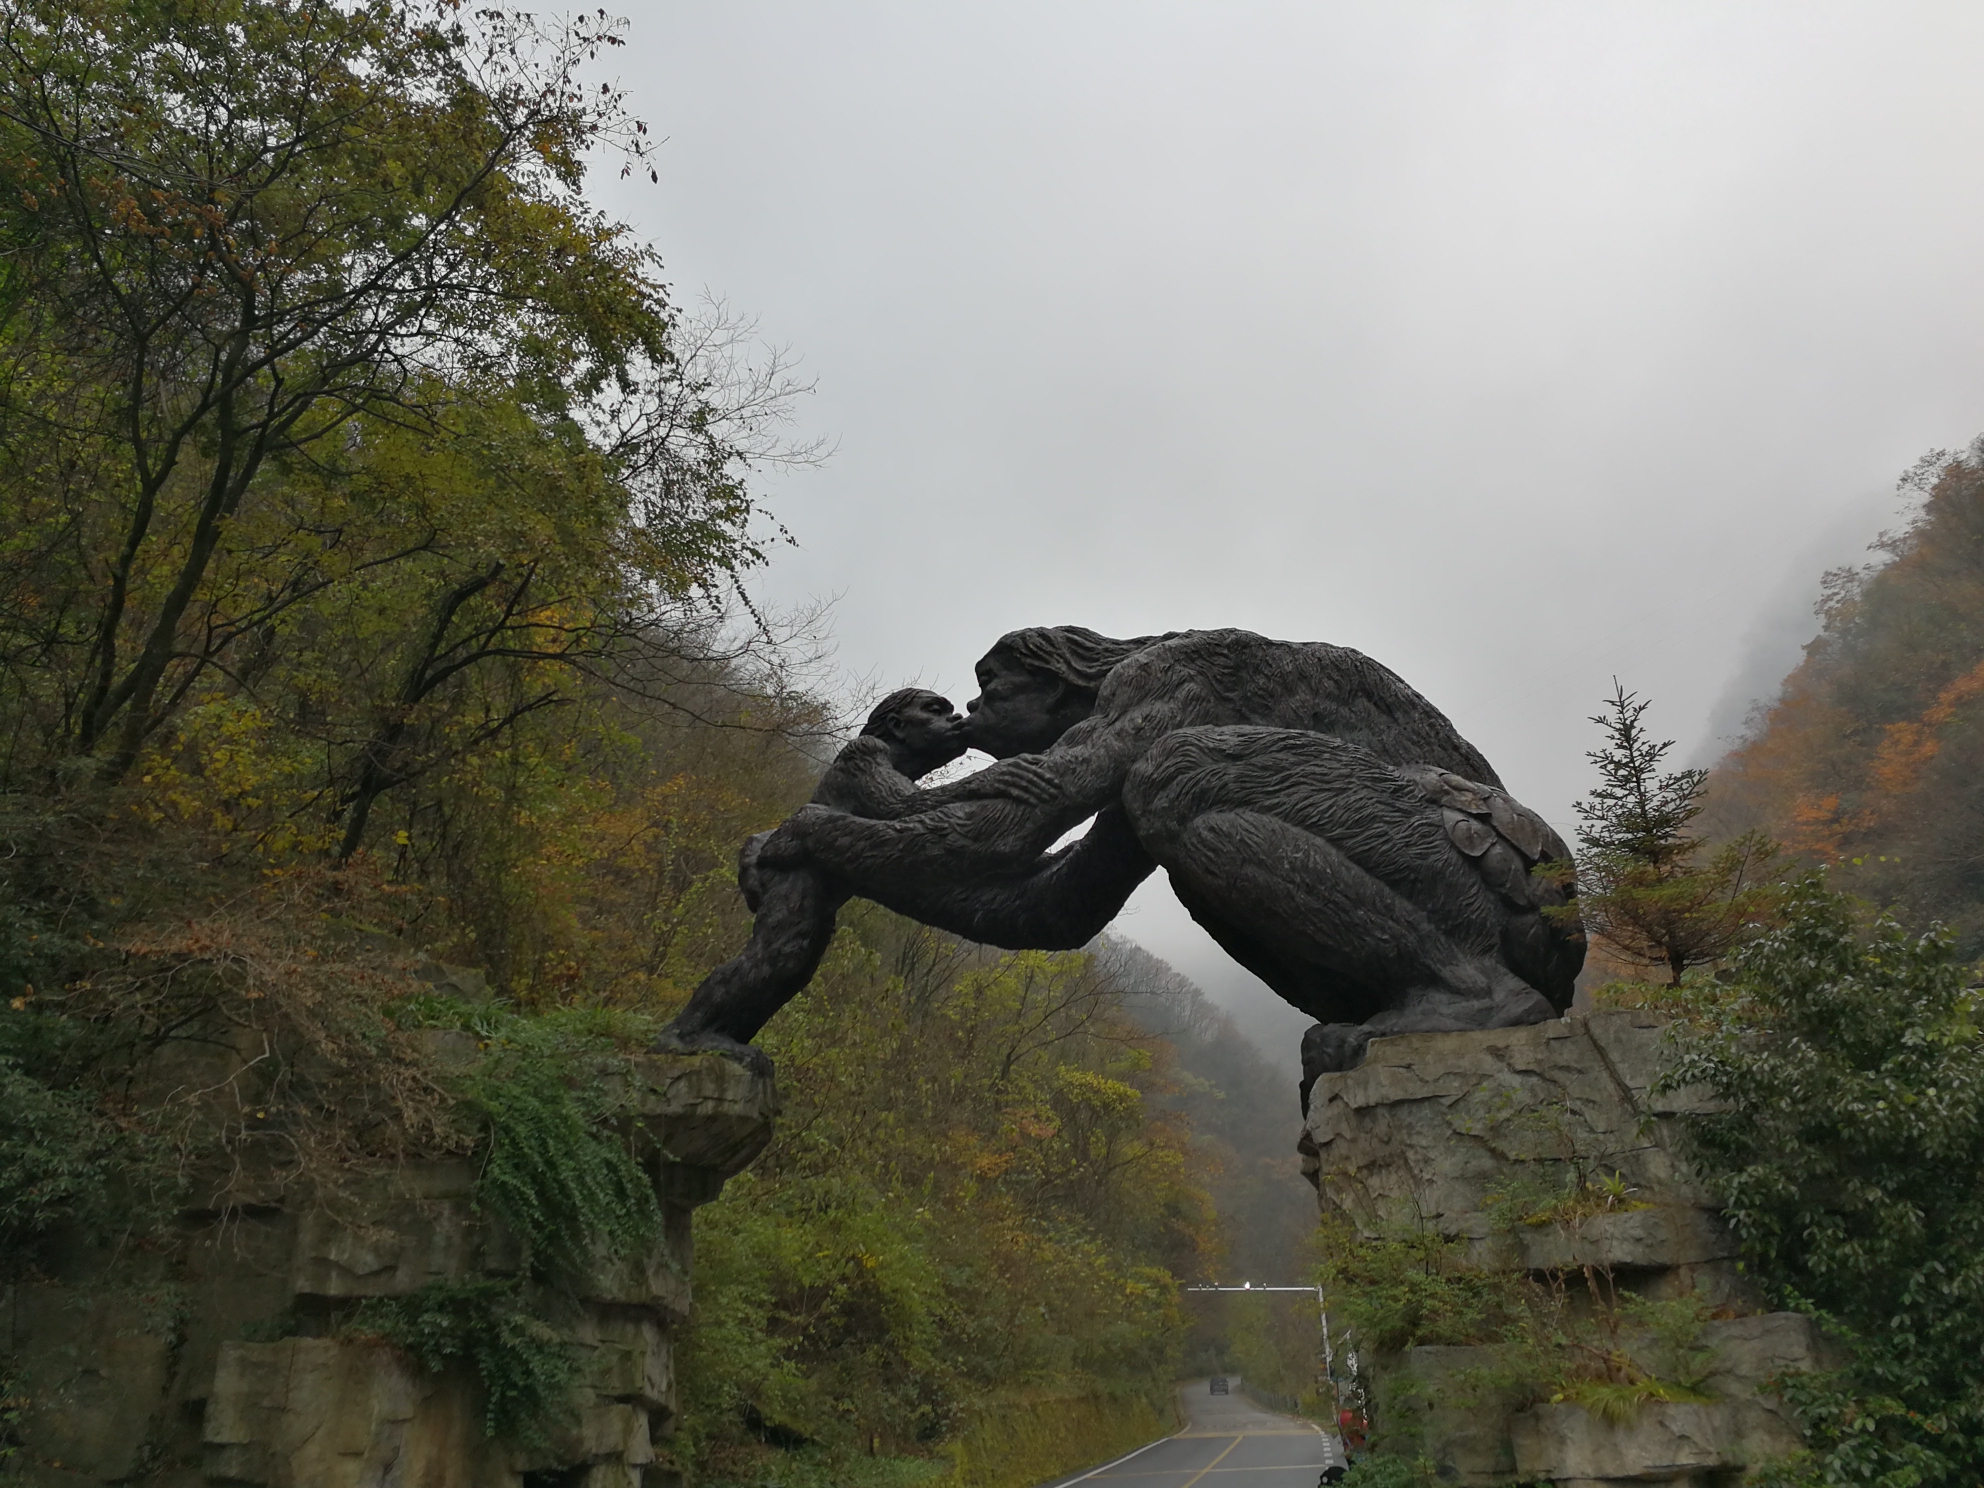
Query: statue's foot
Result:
<box><xmin>648</xmin><ymin>1022</ymin><xmax>774</xmax><ymax>1079</ymax></box>
<box><xmin>1303</xmin><ymin>1022</ymin><xmax>1374</xmax><ymax>1075</ymax></box>
<box><xmin>1300</xmin><ymin>979</ymin><xmax>1557</xmax><ymax>1104</ymax></box>
<box><xmin>1300</xmin><ymin>1022</ymin><xmax>1374</xmax><ymax>1111</ymax></box>
<box><xmin>1364</xmin><ymin>979</ymin><xmax>1557</xmax><ymax>1039</ymax></box>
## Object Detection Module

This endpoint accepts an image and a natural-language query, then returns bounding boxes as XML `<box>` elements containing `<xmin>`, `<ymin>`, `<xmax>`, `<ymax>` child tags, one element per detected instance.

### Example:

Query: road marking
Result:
<box><xmin>1177</xmin><ymin>1436</ymin><xmax>1243</xmax><ymax>1487</ymax></box>
<box><xmin>1047</xmin><ymin>1431</ymin><xmax>1179</xmax><ymax>1484</ymax></box>
<box><xmin>1098</xmin><ymin>1469</ymin><xmax>1334</xmax><ymax>1479</ymax></box>
<box><xmin>1042</xmin><ymin>1394</ymin><xmax>1330</xmax><ymax>1484</ymax></box>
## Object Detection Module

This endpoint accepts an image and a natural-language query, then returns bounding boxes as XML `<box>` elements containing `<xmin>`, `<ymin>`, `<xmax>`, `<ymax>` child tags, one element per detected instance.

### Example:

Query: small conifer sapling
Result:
<box><xmin>1566</xmin><ymin>684</ymin><xmax>1779</xmax><ymax>985</ymax></box>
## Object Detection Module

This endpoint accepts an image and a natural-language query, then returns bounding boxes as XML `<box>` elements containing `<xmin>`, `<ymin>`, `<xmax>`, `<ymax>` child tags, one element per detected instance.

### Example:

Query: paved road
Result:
<box><xmin>1038</xmin><ymin>1382</ymin><xmax>1339</xmax><ymax>1488</ymax></box>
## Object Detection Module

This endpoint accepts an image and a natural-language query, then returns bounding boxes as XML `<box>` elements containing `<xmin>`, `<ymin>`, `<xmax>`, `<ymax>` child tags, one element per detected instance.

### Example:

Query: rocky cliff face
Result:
<box><xmin>2</xmin><ymin>1045</ymin><xmax>775</xmax><ymax>1488</ymax></box>
<box><xmin>1302</xmin><ymin>1012</ymin><xmax>1828</xmax><ymax>1487</ymax></box>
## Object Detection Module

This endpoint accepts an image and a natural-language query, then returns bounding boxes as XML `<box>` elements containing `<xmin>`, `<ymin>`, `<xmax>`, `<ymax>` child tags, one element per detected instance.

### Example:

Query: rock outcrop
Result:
<box><xmin>1302</xmin><ymin>1011</ymin><xmax>1827</xmax><ymax>1487</ymax></box>
<box><xmin>2</xmin><ymin>1047</ymin><xmax>775</xmax><ymax>1488</ymax></box>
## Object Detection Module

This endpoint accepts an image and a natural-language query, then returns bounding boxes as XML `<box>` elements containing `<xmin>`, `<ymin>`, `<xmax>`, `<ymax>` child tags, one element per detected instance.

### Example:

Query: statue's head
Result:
<box><xmin>964</xmin><ymin>626</ymin><xmax>1175</xmax><ymax>758</ymax></box>
<box><xmin>861</xmin><ymin>687</ymin><xmax>967</xmax><ymax>779</ymax></box>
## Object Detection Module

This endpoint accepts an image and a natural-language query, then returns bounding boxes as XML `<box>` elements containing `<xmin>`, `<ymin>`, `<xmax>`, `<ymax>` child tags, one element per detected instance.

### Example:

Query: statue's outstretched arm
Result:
<box><xmin>660</xmin><ymin>800</ymin><xmax>1157</xmax><ymax>1061</ymax></box>
<box><xmin>754</xmin><ymin>708</ymin><xmax>1165</xmax><ymax>945</ymax></box>
<box><xmin>891</xmin><ymin>706</ymin><xmax>1163</xmax><ymax>815</ymax></box>
<box><xmin>803</xmin><ymin>803</ymin><xmax>1157</xmax><ymax>949</ymax></box>
<box><xmin>911</xmin><ymin>806</ymin><xmax>1158</xmax><ymax>948</ymax></box>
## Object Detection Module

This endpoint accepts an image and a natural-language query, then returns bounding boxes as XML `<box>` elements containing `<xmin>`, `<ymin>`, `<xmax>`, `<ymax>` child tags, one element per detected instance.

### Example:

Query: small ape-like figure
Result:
<box><xmin>656</xmin><ymin>688</ymin><xmax>967</xmax><ymax>1066</ymax></box>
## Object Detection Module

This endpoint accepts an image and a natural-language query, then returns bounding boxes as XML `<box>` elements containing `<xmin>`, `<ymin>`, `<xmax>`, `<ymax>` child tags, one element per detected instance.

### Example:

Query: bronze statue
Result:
<box><xmin>658</xmin><ymin>628</ymin><xmax>1583</xmax><ymax>1084</ymax></box>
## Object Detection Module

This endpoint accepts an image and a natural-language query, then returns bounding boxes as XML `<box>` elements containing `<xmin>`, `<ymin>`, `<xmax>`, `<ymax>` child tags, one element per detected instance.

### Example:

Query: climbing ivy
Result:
<box><xmin>468</xmin><ymin>1053</ymin><xmax>661</xmax><ymax>1280</ymax></box>
<box><xmin>369</xmin><ymin>997</ymin><xmax>662</xmax><ymax>1441</ymax></box>
<box><xmin>386</xmin><ymin>994</ymin><xmax>664</xmax><ymax>1279</ymax></box>
<box><xmin>349</xmin><ymin>1279</ymin><xmax>577</xmax><ymax>1446</ymax></box>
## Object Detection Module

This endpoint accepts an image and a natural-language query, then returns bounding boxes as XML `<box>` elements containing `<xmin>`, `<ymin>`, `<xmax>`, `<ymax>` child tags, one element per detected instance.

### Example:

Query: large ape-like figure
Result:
<box><xmin>658</xmin><ymin>627</ymin><xmax>1583</xmax><ymax>1081</ymax></box>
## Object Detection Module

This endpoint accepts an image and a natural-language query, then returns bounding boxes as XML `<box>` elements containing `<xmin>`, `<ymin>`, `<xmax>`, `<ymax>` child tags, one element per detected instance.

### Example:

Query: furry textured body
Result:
<box><xmin>663</xmin><ymin>629</ymin><xmax>1584</xmax><ymax>1079</ymax></box>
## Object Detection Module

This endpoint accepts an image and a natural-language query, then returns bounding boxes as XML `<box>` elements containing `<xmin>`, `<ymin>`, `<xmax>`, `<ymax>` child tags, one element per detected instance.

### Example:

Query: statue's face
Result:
<box><xmin>884</xmin><ymin>690</ymin><xmax>967</xmax><ymax>774</ymax></box>
<box><xmin>963</xmin><ymin>650</ymin><xmax>1092</xmax><ymax>758</ymax></box>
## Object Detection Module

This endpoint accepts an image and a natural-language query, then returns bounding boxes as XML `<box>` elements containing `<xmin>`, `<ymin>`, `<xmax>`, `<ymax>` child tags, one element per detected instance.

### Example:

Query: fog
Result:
<box><xmin>601</xmin><ymin>2</ymin><xmax>1984</xmax><ymax>1013</ymax></box>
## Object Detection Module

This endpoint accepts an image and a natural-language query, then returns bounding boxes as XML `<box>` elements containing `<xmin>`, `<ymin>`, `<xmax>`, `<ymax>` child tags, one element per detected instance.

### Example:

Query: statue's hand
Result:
<box><xmin>736</xmin><ymin>830</ymin><xmax>775</xmax><ymax>912</ymax></box>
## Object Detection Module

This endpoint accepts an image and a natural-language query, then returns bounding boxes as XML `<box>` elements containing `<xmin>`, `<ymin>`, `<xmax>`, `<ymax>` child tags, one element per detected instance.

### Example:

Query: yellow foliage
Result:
<box><xmin>1710</xmin><ymin>445</ymin><xmax>1984</xmax><ymax>947</ymax></box>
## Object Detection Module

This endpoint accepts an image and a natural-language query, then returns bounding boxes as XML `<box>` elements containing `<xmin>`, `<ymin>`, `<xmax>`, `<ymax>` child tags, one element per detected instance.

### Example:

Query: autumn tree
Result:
<box><xmin>676</xmin><ymin>917</ymin><xmax>1208</xmax><ymax>1463</ymax></box>
<box><xmin>1572</xmin><ymin>684</ymin><xmax>1778</xmax><ymax>985</ymax></box>
<box><xmin>0</xmin><ymin>0</ymin><xmax>805</xmax><ymax>789</ymax></box>
<box><xmin>1714</xmin><ymin>442</ymin><xmax>1984</xmax><ymax>950</ymax></box>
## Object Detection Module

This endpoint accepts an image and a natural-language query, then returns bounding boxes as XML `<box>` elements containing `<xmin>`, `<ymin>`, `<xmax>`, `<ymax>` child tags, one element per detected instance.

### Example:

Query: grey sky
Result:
<box><xmin>600</xmin><ymin>2</ymin><xmax>1984</xmax><ymax>1006</ymax></box>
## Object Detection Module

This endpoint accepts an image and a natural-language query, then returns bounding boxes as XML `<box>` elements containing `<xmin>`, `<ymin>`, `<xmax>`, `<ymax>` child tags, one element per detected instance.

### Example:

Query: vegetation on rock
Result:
<box><xmin>1664</xmin><ymin>874</ymin><xmax>1984</xmax><ymax>1487</ymax></box>
<box><xmin>1315</xmin><ymin>1182</ymin><xmax>1717</xmax><ymax>1469</ymax></box>
<box><xmin>348</xmin><ymin>1278</ymin><xmax>579</xmax><ymax>1447</ymax></box>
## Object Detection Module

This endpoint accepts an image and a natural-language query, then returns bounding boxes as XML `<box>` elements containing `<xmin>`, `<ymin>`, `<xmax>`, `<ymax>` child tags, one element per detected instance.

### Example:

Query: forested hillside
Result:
<box><xmin>1096</xmin><ymin>941</ymin><xmax>1321</xmax><ymax>1399</ymax></box>
<box><xmin>680</xmin><ymin>929</ymin><xmax>1208</xmax><ymax>1475</ymax></box>
<box><xmin>1713</xmin><ymin>442</ymin><xmax>1984</xmax><ymax>947</ymax></box>
<box><xmin>0</xmin><ymin>5</ymin><xmax>1317</xmax><ymax>1483</ymax></box>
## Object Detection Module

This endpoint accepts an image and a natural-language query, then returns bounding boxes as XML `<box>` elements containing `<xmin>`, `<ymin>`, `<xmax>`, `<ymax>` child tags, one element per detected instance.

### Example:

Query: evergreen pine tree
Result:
<box><xmin>1571</xmin><ymin>684</ymin><xmax>1779</xmax><ymax>985</ymax></box>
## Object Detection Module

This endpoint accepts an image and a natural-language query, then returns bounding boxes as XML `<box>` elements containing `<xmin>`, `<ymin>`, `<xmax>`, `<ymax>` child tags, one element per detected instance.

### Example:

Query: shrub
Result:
<box><xmin>1316</xmin><ymin>1220</ymin><xmax>1517</xmax><ymax>1356</ymax></box>
<box><xmin>1666</xmin><ymin>873</ymin><xmax>1984</xmax><ymax>1486</ymax></box>
<box><xmin>0</xmin><ymin>1053</ymin><xmax>117</xmax><ymax>1262</ymax></box>
<box><xmin>0</xmin><ymin>1357</ymin><xmax>25</xmax><ymax>1467</ymax></box>
<box><xmin>1337</xmin><ymin>1454</ymin><xmax>1437</xmax><ymax>1488</ymax></box>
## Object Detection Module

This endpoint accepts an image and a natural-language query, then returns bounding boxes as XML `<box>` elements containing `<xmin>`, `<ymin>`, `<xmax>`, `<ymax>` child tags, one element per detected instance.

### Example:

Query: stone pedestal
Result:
<box><xmin>2</xmin><ymin>1051</ymin><xmax>775</xmax><ymax>1488</ymax></box>
<box><xmin>1301</xmin><ymin>1011</ymin><xmax>1827</xmax><ymax>1487</ymax></box>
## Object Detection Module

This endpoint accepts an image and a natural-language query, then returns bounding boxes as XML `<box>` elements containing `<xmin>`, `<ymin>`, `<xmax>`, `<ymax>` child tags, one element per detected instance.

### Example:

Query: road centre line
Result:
<box><xmin>1177</xmin><ymin>1436</ymin><xmax>1243</xmax><ymax>1487</ymax></box>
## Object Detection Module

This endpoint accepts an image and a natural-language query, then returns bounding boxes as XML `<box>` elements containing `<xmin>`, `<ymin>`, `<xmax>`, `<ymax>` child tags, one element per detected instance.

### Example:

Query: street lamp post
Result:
<box><xmin>1182</xmin><ymin>1283</ymin><xmax>1348</xmax><ymax>1415</ymax></box>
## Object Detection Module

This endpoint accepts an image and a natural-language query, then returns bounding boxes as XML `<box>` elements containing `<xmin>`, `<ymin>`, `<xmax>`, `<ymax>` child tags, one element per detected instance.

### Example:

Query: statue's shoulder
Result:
<box><xmin>1111</xmin><ymin>627</ymin><xmax>1264</xmax><ymax>669</ymax></box>
<box><xmin>813</xmin><ymin>735</ymin><xmax>896</xmax><ymax>812</ymax></box>
<box><xmin>1095</xmin><ymin>632</ymin><xmax>1447</xmax><ymax>745</ymax></box>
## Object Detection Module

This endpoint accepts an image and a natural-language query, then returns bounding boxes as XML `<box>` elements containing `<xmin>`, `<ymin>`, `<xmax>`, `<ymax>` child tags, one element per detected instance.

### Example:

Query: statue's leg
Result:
<box><xmin>1157</xmin><ymin>806</ymin><xmax>1542</xmax><ymax>1012</ymax></box>
<box><xmin>654</xmin><ymin>866</ymin><xmax>848</xmax><ymax>1067</ymax></box>
<box><xmin>1123</xmin><ymin>726</ymin><xmax>1555</xmax><ymax>1065</ymax></box>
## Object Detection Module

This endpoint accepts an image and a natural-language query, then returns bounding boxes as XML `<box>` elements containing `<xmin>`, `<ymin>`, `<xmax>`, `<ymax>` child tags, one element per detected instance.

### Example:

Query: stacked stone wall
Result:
<box><xmin>1302</xmin><ymin>1012</ymin><xmax>1827</xmax><ymax>1487</ymax></box>
<box><xmin>2</xmin><ymin>1047</ymin><xmax>774</xmax><ymax>1488</ymax></box>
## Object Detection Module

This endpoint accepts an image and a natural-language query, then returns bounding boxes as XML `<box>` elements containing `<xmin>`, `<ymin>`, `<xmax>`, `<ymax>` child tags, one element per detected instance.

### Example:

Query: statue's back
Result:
<box><xmin>1096</xmin><ymin>629</ymin><xmax>1502</xmax><ymax>787</ymax></box>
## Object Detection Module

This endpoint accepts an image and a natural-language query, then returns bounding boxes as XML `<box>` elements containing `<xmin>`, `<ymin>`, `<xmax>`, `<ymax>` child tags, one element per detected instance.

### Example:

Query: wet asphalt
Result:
<box><xmin>1035</xmin><ymin>1382</ymin><xmax>1341</xmax><ymax>1488</ymax></box>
